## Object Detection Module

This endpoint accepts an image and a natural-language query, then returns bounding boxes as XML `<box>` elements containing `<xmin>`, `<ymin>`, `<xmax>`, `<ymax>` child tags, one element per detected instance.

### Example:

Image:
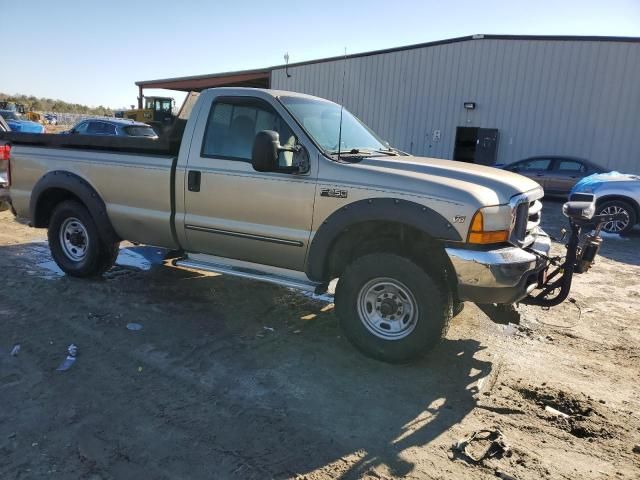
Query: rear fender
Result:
<box><xmin>30</xmin><ymin>171</ymin><xmax>120</xmax><ymax>243</ymax></box>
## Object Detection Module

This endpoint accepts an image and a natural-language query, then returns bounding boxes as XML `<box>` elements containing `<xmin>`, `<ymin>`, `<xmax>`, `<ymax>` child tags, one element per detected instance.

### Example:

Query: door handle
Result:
<box><xmin>188</xmin><ymin>170</ymin><xmax>201</xmax><ymax>192</ymax></box>
<box><xmin>535</xmin><ymin>173</ymin><xmax>544</xmax><ymax>177</ymax></box>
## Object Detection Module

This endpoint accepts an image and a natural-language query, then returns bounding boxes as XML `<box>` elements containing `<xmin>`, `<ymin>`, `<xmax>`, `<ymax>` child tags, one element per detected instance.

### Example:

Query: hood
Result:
<box><xmin>352</xmin><ymin>155</ymin><xmax>542</xmax><ymax>206</ymax></box>
<box><xmin>572</xmin><ymin>171</ymin><xmax>640</xmax><ymax>195</ymax></box>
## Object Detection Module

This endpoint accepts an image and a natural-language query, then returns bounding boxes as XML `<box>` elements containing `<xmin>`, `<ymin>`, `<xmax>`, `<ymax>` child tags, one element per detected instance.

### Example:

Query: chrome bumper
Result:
<box><xmin>445</xmin><ymin>230</ymin><xmax>551</xmax><ymax>304</ymax></box>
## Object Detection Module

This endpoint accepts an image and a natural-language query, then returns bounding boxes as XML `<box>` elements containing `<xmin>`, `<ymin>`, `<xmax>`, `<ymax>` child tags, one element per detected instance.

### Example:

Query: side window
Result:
<box><xmin>557</xmin><ymin>160</ymin><xmax>585</xmax><ymax>172</ymax></box>
<box><xmin>103</xmin><ymin>123</ymin><xmax>117</xmax><ymax>135</ymax></box>
<box><xmin>86</xmin><ymin>122</ymin><xmax>101</xmax><ymax>134</ymax></box>
<box><xmin>202</xmin><ymin>99</ymin><xmax>296</xmax><ymax>167</ymax></box>
<box><xmin>519</xmin><ymin>159</ymin><xmax>552</xmax><ymax>171</ymax></box>
<box><xmin>74</xmin><ymin>122</ymin><xmax>89</xmax><ymax>134</ymax></box>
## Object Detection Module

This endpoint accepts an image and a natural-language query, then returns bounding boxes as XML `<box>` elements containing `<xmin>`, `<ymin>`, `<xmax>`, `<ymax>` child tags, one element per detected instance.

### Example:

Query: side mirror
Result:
<box><xmin>251</xmin><ymin>130</ymin><xmax>280</xmax><ymax>172</ymax></box>
<box><xmin>251</xmin><ymin>130</ymin><xmax>309</xmax><ymax>174</ymax></box>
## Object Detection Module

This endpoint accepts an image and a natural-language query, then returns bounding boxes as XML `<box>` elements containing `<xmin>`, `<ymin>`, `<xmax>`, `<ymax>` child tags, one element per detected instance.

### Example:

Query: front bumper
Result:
<box><xmin>445</xmin><ymin>230</ymin><xmax>551</xmax><ymax>304</ymax></box>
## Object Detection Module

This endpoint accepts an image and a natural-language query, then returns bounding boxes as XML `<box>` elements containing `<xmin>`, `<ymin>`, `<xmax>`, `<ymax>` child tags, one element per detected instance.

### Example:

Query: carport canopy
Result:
<box><xmin>135</xmin><ymin>68</ymin><xmax>271</xmax><ymax>106</ymax></box>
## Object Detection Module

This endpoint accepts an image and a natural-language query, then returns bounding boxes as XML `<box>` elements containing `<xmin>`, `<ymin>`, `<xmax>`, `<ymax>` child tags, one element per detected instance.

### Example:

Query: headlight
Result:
<box><xmin>467</xmin><ymin>205</ymin><xmax>513</xmax><ymax>244</ymax></box>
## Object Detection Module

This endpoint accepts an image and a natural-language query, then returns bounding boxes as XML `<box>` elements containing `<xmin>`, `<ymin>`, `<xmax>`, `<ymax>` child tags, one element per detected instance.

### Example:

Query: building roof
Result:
<box><xmin>136</xmin><ymin>34</ymin><xmax>640</xmax><ymax>92</ymax></box>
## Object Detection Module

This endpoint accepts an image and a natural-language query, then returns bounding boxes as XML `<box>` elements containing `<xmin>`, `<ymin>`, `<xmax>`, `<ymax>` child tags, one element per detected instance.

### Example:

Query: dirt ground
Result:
<box><xmin>1</xmin><ymin>200</ymin><xmax>639</xmax><ymax>480</ymax></box>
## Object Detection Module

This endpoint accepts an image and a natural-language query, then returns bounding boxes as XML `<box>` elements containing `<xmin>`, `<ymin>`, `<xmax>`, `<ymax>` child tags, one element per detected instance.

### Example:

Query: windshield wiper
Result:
<box><xmin>371</xmin><ymin>148</ymin><xmax>399</xmax><ymax>156</ymax></box>
<box><xmin>330</xmin><ymin>147</ymin><xmax>402</xmax><ymax>157</ymax></box>
<box><xmin>329</xmin><ymin>148</ymin><xmax>372</xmax><ymax>156</ymax></box>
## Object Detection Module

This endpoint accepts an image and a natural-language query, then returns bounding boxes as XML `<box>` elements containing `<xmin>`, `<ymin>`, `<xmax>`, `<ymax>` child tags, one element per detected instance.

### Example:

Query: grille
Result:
<box><xmin>511</xmin><ymin>198</ymin><xmax>542</xmax><ymax>247</ymax></box>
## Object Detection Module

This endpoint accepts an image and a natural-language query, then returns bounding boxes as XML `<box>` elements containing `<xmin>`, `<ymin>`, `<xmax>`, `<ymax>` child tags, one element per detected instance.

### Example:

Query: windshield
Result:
<box><xmin>279</xmin><ymin>96</ymin><xmax>387</xmax><ymax>154</ymax></box>
<box><xmin>0</xmin><ymin>110</ymin><xmax>19</xmax><ymax>121</ymax></box>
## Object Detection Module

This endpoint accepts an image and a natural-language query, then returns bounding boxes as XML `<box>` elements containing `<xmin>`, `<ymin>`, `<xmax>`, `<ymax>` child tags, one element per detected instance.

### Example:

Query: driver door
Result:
<box><xmin>182</xmin><ymin>95</ymin><xmax>316</xmax><ymax>271</ymax></box>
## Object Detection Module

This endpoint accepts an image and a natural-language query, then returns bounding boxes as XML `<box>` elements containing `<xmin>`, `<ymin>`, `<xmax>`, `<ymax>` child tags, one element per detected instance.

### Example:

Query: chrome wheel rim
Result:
<box><xmin>600</xmin><ymin>205</ymin><xmax>630</xmax><ymax>233</ymax></box>
<box><xmin>356</xmin><ymin>277</ymin><xmax>418</xmax><ymax>340</ymax></box>
<box><xmin>59</xmin><ymin>217</ymin><xmax>89</xmax><ymax>261</ymax></box>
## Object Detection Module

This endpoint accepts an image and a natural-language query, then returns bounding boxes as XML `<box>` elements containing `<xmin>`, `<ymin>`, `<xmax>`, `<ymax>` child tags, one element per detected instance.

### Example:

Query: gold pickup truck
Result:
<box><xmin>0</xmin><ymin>88</ymin><xmax>616</xmax><ymax>362</ymax></box>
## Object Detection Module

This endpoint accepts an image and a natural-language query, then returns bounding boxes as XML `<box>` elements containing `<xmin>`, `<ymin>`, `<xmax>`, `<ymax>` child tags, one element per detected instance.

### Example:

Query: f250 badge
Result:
<box><xmin>321</xmin><ymin>188</ymin><xmax>348</xmax><ymax>199</ymax></box>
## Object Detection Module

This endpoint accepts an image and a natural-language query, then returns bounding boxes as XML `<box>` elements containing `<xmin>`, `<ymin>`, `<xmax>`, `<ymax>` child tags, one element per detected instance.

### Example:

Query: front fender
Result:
<box><xmin>305</xmin><ymin>197</ymin><xmax>462</xmax><ymax>281</ymax></box>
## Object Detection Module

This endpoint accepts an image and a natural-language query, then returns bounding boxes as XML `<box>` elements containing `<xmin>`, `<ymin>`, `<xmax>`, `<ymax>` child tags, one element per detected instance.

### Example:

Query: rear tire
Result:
<box><xmin>48</xmin><ymin>200</ymin><xmax>119</xmax><ymax>277</ymax></box>
<box><xmin>597</xmin><ymin>200</ymin><xmax>636</xmax><ymax>234</ymax></box>
<box><xmin>335</xmin><ymin>253</ymin><xmax>451</xmax><ymax>363</ymax></box>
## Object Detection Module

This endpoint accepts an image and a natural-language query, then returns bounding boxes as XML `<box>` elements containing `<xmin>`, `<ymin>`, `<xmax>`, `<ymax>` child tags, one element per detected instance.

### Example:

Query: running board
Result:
<box><xmin>174</xmin><ymin>258</ymin><xmax>327</xmax><ymax>293</ymax></box>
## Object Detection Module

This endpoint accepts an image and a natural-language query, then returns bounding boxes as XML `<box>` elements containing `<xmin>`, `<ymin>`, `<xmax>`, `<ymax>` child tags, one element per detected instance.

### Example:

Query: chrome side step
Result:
<box><xmin>174</xmin><ymin>258</ymin><xmax>326</xmax><ymax>293</ymax></box>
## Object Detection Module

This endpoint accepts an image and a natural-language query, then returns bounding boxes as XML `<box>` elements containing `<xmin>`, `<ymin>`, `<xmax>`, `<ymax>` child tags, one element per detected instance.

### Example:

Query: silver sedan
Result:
<box><xmin>571</xmin><ymin>173</ymin><xmax>640</xmax><ymax>234</ymax></box>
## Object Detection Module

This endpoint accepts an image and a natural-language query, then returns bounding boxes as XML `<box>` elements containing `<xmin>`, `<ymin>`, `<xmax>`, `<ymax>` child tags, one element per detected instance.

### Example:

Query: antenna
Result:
<box><xmin>284</xmin><ymin>52</ymin><xmax>291</xmax><ymax>78</ymax></box>
<box><xmin>337</xmin><ymin>47</ymin><xmax>347</xmax><ymax>161</ymax></box>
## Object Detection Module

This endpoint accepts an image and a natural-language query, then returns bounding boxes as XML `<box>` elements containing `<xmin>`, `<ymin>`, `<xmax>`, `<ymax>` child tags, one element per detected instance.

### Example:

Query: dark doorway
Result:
<box><xmin>453</xmin><ymin>127</ymin><xmax>499</xmax><ymax>165</ymax></box>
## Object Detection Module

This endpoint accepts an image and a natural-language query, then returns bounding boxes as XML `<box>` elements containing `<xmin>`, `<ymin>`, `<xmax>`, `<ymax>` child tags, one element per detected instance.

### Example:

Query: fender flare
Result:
<box><xmin>305</xmin><ymin>197</ymin><xmax>462</xmax><ymax>281</ymax></box>
<box><xmin>30</xmin><ymin>171</ymin><xmax>120</xmax><ymax>244</ymax></box>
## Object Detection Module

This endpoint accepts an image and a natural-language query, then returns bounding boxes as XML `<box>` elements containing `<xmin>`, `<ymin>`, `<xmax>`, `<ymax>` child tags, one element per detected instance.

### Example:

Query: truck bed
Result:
<box><xmin>7</xmin><ymin>142</ymin><xmax>179</xmax><ymax>249</ymax></box>
<box><xmin>0</xmin><ymin>117</ymin><xmax>187</xmax><ymax>156</ymax></box>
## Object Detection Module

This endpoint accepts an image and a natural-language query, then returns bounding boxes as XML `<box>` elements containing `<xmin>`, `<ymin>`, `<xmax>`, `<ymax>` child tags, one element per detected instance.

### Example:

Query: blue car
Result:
<box><xmin>0</xmin><ymin>109</ymin><xmax>45</xmax><ymax>133</ymax></box>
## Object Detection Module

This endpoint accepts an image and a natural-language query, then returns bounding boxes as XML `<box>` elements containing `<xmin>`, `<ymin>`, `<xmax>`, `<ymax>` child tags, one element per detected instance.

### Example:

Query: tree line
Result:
<box><xmin>0</xmin><ymin>93</ymin><xmax>113</xmax><ymax>116</ymax></box>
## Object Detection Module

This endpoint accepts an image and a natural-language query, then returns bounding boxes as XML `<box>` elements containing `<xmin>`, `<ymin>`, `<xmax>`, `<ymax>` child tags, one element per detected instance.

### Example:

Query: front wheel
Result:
<box><xmin>597</xmin><ymin>200</ymin><xmax>636</xmax><ymax>234</ymax></box>
<box><xmin>335</xmin><ymin>253</ymin><xmax>451</xmax><ymax>363</ymax></box>
<box><xmin>48</xmin><ymin>200</ymin><xmax>119</xmax><ymax>277</ymax></box>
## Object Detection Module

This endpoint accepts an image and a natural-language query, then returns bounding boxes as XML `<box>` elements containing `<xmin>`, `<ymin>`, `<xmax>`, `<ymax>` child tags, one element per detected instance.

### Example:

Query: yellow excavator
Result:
<box><xmin>115</xmin><ymin>96</ymin><xmax>175</xmax><ymax>133</ymax></box>
<box><xmin>0</xmin><ymin>102</ymin><xmax>41</xmax><ymax>123</ymax></box>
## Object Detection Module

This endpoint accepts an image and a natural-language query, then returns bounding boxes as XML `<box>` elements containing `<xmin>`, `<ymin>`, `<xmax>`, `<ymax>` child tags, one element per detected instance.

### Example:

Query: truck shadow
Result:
<box><xmin>1</xmin><ymin>241</ymin><xmax>492</xmax><ymax>479</ymax></box>
<box><xmin>320</xmin><ymin>340</ymin><xmax>491</xmax><ymax>480</ymax></box>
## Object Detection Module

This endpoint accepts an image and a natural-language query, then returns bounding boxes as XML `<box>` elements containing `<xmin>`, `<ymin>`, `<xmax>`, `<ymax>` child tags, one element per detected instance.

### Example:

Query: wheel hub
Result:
<box><xmin>69</xmin><ymin>231</ymin><xmax>86</xmax><ymax>247</ymax></box>
<box><xmin>600</xmin><ymin>205</ymin><xmax>629</xmax><ymax>233</ymax></box>
<box><xmin>357</xmin><ymin>277</ymin><xmax>418</xmax><ymax>340</ymax></box>
<box><xmin>59</xmin><ymin>217</ymin><xmax>89</xmax><ymax>261</ymax></box>
<box><xmin>377</xmin><ymin>295</ymin><xmax>402</xmax><ymax>318</ymax></box>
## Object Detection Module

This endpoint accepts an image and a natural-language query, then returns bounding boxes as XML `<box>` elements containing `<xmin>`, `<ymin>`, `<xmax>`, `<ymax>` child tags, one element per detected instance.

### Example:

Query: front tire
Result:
<box><xmin>597</xmin><ymin>200</ymin><xmax>636</xmax><ymax>234</ymax></box>
<box><xmin>335</xmin><ymin>253</ymin><xmax>451</xmax><ymax>363</ymax></box>
<box><xmin>48</xmin><ymin>200</ymin><xmax>119</xmax><ymax>277</ymax></box>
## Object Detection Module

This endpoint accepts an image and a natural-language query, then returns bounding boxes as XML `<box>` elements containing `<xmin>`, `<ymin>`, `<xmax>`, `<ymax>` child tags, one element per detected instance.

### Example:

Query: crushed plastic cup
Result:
<box><xmin>10</xmin><ymin>344</ymin><xmax>20</xmax><ymax>356</ymax></box>
<box><xmin>56</xmin><ymin>344</ymin><xmax>78</xmax><ymax>371</ymax></box>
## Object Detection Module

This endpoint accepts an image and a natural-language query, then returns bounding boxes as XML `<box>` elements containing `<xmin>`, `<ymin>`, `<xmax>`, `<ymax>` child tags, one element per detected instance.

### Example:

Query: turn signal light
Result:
<box><xmin>467</xmin><ymin>210</ymin><xmax>509</xmax><ymax>244</ymax></box>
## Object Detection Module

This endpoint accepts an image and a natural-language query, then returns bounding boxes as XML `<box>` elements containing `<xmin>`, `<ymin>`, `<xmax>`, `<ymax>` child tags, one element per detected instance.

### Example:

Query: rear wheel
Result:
<box><xmin>335</xmin><ymin>253</ymin><xmax>450</xmax><ymax>363</ymax></box>
<box><xmin>597</xmin><ymin>200</ymin><xmax>636</xmax><ymax>234</ymax></box>
<box><xmin>48</xmin><ymin>200</ymin><xmax>119</xmax><ymax>277</ymax></box>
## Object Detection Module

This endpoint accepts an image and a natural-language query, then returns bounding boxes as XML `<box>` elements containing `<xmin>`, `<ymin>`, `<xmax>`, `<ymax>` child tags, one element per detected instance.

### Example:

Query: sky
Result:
<box><xmin>2</xmin><ymin>0</ymin><xmax>639</xmax><ymax>108</ymax></box>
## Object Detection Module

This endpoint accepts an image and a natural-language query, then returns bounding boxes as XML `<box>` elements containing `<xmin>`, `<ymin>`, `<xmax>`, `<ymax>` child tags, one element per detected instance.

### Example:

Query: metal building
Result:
<box><xmin>137</xmin><ymin>34</ymin><xmax>640</xmax><ymax>173</ymax></box>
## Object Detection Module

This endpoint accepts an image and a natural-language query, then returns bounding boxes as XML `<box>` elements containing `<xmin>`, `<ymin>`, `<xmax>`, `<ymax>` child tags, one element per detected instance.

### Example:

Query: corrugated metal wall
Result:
<box><xmin>271</xmin><ymin>38</ymin><xmax>640</xmax><ymax>173</ymax></box>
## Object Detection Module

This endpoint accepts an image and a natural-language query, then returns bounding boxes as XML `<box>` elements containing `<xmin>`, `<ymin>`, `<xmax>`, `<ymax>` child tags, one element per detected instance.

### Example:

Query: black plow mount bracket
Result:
<box><xmin>521</xmin><ymin>193</ymin><xmax>626</xmax><ymax>308</ymax></box>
